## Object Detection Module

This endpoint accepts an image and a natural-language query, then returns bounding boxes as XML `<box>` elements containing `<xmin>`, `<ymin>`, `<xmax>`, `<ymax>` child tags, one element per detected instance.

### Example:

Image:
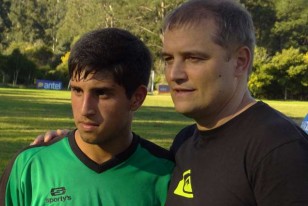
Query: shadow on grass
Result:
<box><xmin>0</xmin><ymin>95</ymin><xmax>72</xmax><ymax>118</ymax></box>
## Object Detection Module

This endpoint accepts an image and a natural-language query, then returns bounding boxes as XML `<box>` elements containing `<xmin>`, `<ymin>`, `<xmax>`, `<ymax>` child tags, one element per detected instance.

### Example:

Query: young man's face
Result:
<box><xmin>70</xmin><ymin>71</ymin><xmax>135</xmax><ymax>147</ymax></box>
<box><xmin>162</xmin><ymin>19</ymin><xmax>240</xmax><ymax>123</ymax></box>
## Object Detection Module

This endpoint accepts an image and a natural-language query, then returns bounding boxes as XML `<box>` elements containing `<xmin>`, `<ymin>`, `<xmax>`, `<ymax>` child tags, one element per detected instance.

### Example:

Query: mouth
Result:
<box><xmin>79</xmin><ymin>121</ymin><xmax>99</xmax><ymax>131</ymax></box>
<box><xmin>172</xmin><ymin>87</ymin><xmax>195</xmax><ymax>95</ymax></box>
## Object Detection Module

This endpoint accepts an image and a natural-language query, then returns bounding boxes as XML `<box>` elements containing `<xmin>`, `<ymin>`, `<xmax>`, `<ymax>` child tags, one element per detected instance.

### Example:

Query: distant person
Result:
<box><xmin>0</xmin><ymin>28</ymin><xmax>174</xmax><ymax>206</ymax></box>
<box><xmin>30</xmin><ymin>0</ymin><xmax>308</xmax><ymax>205</ymax></box>
<box><xmin>301</xmin><ymin>113</ymin><xmax>308</xmax><ymax>134</ymax></box>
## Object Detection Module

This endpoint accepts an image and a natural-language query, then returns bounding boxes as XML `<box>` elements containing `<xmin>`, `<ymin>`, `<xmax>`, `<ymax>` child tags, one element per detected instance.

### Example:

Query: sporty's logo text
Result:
<box><xmin>45</xmin><ymin>187</ymin><xmax>72</xmax><ymax>204</ymax></box>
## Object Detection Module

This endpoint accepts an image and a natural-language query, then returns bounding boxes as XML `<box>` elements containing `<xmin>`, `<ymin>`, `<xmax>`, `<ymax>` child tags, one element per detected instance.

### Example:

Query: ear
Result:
<box><xmin>130</xmin><ymin>85</ymin><xmax>147</xmax><ymax>111</ymax></box>
<box><xmin>234</xmin><ymin>46</ymin><xmax>251</xmax><ymax>77</ymax></box>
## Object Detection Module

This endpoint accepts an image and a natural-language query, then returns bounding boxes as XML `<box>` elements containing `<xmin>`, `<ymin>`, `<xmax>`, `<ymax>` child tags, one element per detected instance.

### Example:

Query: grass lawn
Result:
<box><xmin>0</xmin><ymin>87</ymin><xmax>307</xmax><ymax>176</ymax></box>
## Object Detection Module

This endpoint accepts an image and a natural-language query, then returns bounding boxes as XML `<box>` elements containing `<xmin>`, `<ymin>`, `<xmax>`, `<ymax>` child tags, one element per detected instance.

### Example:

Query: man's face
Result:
<box><xmin>70</xmin><ymin>71</ymin><xmax>133</xmax><ymax>146</ymax></box>
<box><xmin>162</xmin><ymin>19</ymin><xmax>239</xmax><ymax>123</ymax></box>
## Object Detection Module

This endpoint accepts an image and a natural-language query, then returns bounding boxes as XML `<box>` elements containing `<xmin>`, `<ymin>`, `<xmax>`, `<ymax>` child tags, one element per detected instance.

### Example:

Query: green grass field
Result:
<box><xmin>0</xmin><ymin>87</ymin><xmax>307</xmax><ymax>176</ymax></box>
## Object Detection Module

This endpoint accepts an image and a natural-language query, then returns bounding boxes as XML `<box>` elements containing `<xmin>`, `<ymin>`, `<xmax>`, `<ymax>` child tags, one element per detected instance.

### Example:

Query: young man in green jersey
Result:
<box><xmin>0</xmin><ymin>28</ymin><xmax>174</xmax><ymax>206</ymax></box>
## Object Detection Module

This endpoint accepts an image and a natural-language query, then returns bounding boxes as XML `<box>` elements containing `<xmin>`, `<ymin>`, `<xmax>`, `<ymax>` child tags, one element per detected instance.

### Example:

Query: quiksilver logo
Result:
<box><xmin>174</xmin><ymin>169</ymin><xmax>194</xmax><ymax>198</ymax></box>
<box><xmin>45</xmin><ymin>187</ymin><xmax>72</xmax><ymax>204</ymax></box>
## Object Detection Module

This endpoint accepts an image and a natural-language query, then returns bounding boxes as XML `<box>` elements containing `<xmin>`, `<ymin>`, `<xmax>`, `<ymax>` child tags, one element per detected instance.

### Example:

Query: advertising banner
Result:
<box><xmin>36</xmin><ymin>79</ymin><xmax>62</xmax><ymax>90</ymax></box>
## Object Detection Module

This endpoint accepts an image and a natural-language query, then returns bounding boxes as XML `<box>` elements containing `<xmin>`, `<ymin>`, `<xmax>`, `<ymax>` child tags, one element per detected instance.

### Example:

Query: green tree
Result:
<box><xmin>103</xmin><ymin>0</ymin><xmax>184</xmax><ymax>83</ymax></box>
<box><xmin>56</xmin><ymin>0</ymin><xmax>185</xmax><ymax>84</ymax></box>
<box><xmin>4</xmin><ymin>0</ymin><xmax>66</xmax><ymax>51</ymax></box>
<box><xmin>249</xmin><ymin>47</ymin><xmax>308</xmax><ymax>100</ymax></box>
<box><xmin>249</xmin><ymin>47</ymin><xmax>273</xmax><ymax>98</ymax></box>
<box><xmin>240</xmin><ymin>0</ymin><xmax>276</xmax><ymax>52</ymax></box>
<box><xmin>6</xmin><ymin>49</ymin><xmax>37</xmax><ymax>85</ymax></box>
<box><xmin>272</xmin><ymin>0</ymin><xmax>308</xmax><ymax>52</ymax></box>
<box><xmin>0</xmin><ymin>0</ymin><xmax>12</xmax><ymax>50</ymax></box>
<box><xmin>33</xmin><ymin>0</ymin><xmax>67</xmax><ymax>52</ymax></box>
<box><xmin>7</xmin><ymin>0</ymin><xmax>42</xmax><ymax>43</ymax></box>
<box><xmin>267</xmin><ymin>48</ymin><xmax>307</xmax><ymax>99</ymax></box>
<box><xmin>56</xmin><ymin>0</ymin><xmax>104</xmax><ymax>53</ymax></box>
<box><xmin>0</xmin><ymin>53</ymin><xmax>9</xmax><ymax>83</ymax></box>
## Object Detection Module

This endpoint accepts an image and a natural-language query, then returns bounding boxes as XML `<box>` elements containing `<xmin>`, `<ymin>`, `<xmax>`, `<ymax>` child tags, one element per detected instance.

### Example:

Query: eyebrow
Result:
<box><xmin>70</xmin><ymin>85</ymin><xmax>117</xmax><ymax>95</ymax></box>
<box><xmin>69</xmin><ymin>80</ymin><xmax>116</xmax><ymax>90</ymax></box>
<box><xmin>161</xmin><ymin>50</ymin><xmax>210</xmax><ymax>58</ymax></box>
<box><xmin>161</xmin><ymin>51</ymin><xmax>170</xmax><ymax>57</ymax></box>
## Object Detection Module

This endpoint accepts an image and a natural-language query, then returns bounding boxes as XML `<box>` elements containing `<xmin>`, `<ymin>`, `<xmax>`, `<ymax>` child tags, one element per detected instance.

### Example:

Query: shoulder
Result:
<box><xmin>138</xmin><ymin>136</ymin><xmax>174</xmax><ymax>162</ymax></box>
<box><xmin>4</xmin><ymin>136</ymin><xmax>68</xmax><ymax>176</ymax></box>
<box><xmin>170</xmin><ymin>124</ymin><xmax>196</xmax><ymax>156</ymax></box>
<box><xmin>133</xmin><ymin>134</ymin><xmax>174</xmax><ymax>174</ymax></box>
<box><xmin>22</xmin><ymin>136</ymin><xmax>67</xmax><ymax>159</ymax></box>
<box><xmin>238</xmin><ymin>102</ymin><xmax>308</xmax><ymax>167</ymax></box>
<box><xmin>133</xmin><ymin>134</ymin><xmax>174</xmax><ymax>170</ymax></box>
<box><xmin>252</xmin><ymin>101</ymin><xmax>307</xmax><ymax>141</ymax></box>
<box><xmin>0</xmin><ymin>136</ymin><xmax>68</xmax><ymax>199</ymax></box>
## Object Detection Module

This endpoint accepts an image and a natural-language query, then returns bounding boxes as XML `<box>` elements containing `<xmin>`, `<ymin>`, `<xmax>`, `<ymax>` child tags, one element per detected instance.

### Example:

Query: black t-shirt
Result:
<box><xmin>166</xmin><ymin>101</ymin><xmax>308</xmax><ymax>206</ymax></box>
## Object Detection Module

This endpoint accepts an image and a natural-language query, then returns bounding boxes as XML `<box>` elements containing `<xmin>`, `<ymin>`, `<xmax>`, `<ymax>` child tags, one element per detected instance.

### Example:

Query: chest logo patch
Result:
<box><xmin>45</xmin><ymin>187</ymin><xmax>72</xmax><ymax>204</ymax></box>
<box><xmin>174</xmin><ymin>169</ymin><xmax>194</xmax><ymax>198</ymax></box>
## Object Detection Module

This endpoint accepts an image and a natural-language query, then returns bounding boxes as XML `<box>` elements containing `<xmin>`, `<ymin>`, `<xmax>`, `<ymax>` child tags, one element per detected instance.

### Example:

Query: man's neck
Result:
<box><xmin>196</xmin><ymin>90</ymin><xmax>256</xmax><ymax>131</ymax></box>
<box><xmin>75</xmin><ymin>130</ymin><xmax>133</xmax><ymax>164</ymax></box>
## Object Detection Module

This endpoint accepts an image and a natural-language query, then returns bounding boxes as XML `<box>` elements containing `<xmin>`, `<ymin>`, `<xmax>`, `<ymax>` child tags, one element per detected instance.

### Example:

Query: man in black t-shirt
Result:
<box><xmin>162</xmin><ymin>0</ymin><xmax>308</xmax><ymax>205</ymax></box>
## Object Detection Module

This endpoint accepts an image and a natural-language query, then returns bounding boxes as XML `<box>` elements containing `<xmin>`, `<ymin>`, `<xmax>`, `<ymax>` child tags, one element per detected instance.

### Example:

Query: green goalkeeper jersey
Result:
<box><xmin>0</xmin><ymin>131</ymin><xmax>174</xmax><ymax>206</ymax></box>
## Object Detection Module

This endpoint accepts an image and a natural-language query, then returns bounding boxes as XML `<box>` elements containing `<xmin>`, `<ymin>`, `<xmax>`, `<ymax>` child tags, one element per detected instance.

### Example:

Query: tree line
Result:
<box><xmin>0</xmin><ymin>0</ymin><xmax>307</xmax><ymax>100</ymax></box>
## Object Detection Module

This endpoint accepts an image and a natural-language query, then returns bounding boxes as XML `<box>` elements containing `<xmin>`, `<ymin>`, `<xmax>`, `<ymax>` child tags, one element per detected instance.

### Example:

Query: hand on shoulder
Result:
<box><xmin>30</xmin><ymin>129</ymin><xmax>70</xmax><ymax>145</ymax></box>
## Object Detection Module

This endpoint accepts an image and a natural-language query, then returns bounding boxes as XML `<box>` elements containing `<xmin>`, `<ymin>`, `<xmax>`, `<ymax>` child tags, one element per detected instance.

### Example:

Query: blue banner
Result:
<box><xmin>36</xmin><ymin>79</ymin><xmax>62</xmax><ymax>90</ymax></box>
<box><xmin>158</xmin><ymin>84</ymin><xmax>170</xmax><ymax>93</ymax></box>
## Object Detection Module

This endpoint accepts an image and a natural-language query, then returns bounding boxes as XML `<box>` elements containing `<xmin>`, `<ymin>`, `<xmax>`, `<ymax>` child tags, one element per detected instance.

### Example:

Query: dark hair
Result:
<box><xmin>68</xmin><ymin>28</ymin><xmax>152</xmax><ymax>98</ymax></box>
<box><xmin>163</xmin><ymin>0</ymin><xmax>255</xmax><ymax>72</ymax></box>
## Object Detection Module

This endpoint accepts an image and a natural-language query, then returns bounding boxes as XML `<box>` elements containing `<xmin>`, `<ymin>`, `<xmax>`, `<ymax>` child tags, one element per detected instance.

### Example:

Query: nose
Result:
<box><xmin>81</xmin><ymin>94</ymin><xmax>96</xmax><ymax>116</ymax></box>
<box><xmin>165</xmin><ymin>60</ymin><xmax>187</xmax><ymax>84</ymax></box>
